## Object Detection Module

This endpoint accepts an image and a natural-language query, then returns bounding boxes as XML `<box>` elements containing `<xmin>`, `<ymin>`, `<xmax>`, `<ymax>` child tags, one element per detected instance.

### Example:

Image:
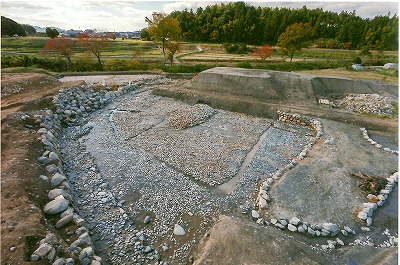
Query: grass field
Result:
<box><xmin>1</xmin><ymin>36</ymin><xmax>398</xmax><ymax>82</ymax></box>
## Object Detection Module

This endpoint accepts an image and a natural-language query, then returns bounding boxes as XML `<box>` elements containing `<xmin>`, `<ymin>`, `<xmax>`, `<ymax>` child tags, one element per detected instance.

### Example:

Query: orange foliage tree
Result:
<box><xmin>253</xmin><ymin>45</ymin><xmax>273</xmax><ymax>62</ymax></box>
<box><xmin>166</xmin><ymin>42</ymin><xmax>180</xmax><ymax>66</ymax></box>
<box><xmin>77</xmin><ymin>33</ymin><xmax>110</xmax><ymax>65</ymax></box>
<box><xmin>44</xmin><ymin>37</ymin><xmax>75</xmax><ymax>63</ymax></box>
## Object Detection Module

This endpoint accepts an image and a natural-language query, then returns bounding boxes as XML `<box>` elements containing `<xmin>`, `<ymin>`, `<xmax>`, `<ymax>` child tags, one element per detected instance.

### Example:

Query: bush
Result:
<box><xmin>223</xmin><ymin>43</ymin><xmax>249</xmax><ymax>54</ymax></box>
<box><xmin>236</xmin><ymin>61</ymin><xmax>252</xmax><ymax>68</ymax></box>
<box><xmin>69</xmin><ymin>59</ymin><xmax>103</xmax><ymax>72</ymax></box>
<box><xmin>161</xmin><ymin>64</ymin><xmax>216</xmax><ymax>73</ymax></box>
<box><xmin>1</xmin><ymin>55</ymin><xmax>69</xmax><ymax>71</ymax></box>
<box><xmin>253</xmin><ymin>59</ymin><xmax>350</xmax><ymax>72</ymax></box>
<box><xmin>352</xmin><ymin>57</ymin><xmax>362</xmax><ymax>64</ymax></box>
<box><xmin>104</xmin><ymin>59</ymin><xmax>148</xmax><ymax>71</ymax></box>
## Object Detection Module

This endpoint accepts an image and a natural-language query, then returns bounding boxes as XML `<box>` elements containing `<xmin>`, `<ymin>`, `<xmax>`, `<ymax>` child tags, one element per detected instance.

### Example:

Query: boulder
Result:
<box><xmin>43</xmin><ymin>195</ymin><xmax>69</xmax><ymax>215</ymax></box>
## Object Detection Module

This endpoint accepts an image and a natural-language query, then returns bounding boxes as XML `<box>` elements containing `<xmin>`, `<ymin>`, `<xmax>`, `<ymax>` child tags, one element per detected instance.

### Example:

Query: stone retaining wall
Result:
<box><xmin>31</xmin><ymin>78</ymin><xmax>166</xmax><ymax>264</ymax></box>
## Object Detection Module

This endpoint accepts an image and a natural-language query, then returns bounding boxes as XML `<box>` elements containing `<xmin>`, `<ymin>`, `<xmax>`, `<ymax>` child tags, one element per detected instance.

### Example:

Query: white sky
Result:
<box><xmin>1</xmin><ymin>0</ymin><xmax>398</xmax><ymax>32</ymax></box>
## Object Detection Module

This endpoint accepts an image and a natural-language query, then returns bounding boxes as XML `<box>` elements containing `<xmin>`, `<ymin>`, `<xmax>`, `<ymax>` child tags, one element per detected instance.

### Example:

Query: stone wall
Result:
<box><xmin>31</xmin><ymin>78</ymin><xmax>167</xmax><ymax>264</ymax></box>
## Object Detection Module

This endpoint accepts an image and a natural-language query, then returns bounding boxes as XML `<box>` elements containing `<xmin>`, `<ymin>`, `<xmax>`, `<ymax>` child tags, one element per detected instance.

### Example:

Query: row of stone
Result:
<box><xmin>32</xmin><ymin>77</ymin><xmax>169</xmax><ymax>264</ymax></box>
<box><xmin>34</xmin><ymin>107</ymin><xmax>102</xmax><ymax>264</ymax></box>
<box><xmin>256</xmin><ymin>111</ymin><xmax>322</xmax><ymax>211</ymax></box>
<box><xmin>360</xmin><ymin>127</ymin><xmax>398</xmax><ymax>154</ymax></box>
<box><xmin>276</xmin><ymin>110</ymin><xmax>323</xmax><ymax>138</ymax></box>
<box><xmin>357</xmin><ymin>172</ymin><xmax>398</xmax><ymax>226</ymax></box>
<box><xmin>254</xmin><ymin>111</ymin><xmax>355</xmax><ymax>239</ymax></box>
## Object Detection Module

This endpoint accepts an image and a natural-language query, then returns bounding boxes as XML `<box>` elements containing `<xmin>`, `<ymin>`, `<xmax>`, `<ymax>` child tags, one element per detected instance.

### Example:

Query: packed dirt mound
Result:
<box><xmin>190</xmin><ymin>67</ymin><xmax>316</xmax><ymax>106</ymax></box>
<box><xmin>1</xmin><ymin>73</ymin><xmax>85</xmax><ymax>118</ymax></box>
<box><xmin>188</xmin><ymin>67</ymin><xmax>398</xmax><ymax>106</ymax></box>
<box><xmin>1</xmin><ymin>73</ymin><xmax>61</xmax><ymax>96</ymax></box>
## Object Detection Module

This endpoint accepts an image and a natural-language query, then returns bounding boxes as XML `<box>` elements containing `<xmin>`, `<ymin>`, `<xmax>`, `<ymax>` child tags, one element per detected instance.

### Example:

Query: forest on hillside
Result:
<box><xmin>167</xmin><ymin>2</ymin><xmax>398</xmax><ymax>51</ymax></box>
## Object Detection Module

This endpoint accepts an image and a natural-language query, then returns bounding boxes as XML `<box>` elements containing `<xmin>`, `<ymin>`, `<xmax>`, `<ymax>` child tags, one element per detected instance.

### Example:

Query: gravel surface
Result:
<box><xmin>58</xmin><ymin>77</ymin><xmax>314</xmax><ymax>264</ymax></box>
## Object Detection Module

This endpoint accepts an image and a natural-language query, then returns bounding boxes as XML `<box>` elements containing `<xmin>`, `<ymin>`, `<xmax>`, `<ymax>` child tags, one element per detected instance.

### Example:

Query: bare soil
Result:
<box><xmin>1</xmin><ymin>73</ymin><xmax>84</xmax><ymax>265</ymax></box>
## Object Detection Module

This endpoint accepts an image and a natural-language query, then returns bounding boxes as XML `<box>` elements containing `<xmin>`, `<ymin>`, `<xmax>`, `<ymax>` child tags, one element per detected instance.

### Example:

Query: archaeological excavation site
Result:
<box><xmin>1</xmin><ymin>67</ymin><xmax>398</xmax><ymax>265</ymax></box>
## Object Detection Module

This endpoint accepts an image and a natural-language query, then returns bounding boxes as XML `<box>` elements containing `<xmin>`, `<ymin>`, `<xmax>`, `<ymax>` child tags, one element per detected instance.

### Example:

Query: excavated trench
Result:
<box><xmin>42</xmin><ymin>70</ymin><xmax>398</xmax><ymax>264</ymax></box>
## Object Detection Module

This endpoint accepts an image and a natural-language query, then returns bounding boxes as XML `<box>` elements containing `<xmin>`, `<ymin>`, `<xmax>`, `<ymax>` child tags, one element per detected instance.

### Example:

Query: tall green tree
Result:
<box><xmin>277</xmin><ymin>22</ymin><xmax>312</xmax><ymax>62</ymax></box>
<box><xmin>146</xmin><ymin>12</ymin><xmax>182</xmax><ymax>65</ymax></box>
<box><xmin>1</xmin><ymin>16</ymin><xmax>26</xmax><ymax>37</ymax></box>
<box><xmin>46</xmin><ymin>27</ymin><xmax>59</xmax><ymax>38</ymax></box>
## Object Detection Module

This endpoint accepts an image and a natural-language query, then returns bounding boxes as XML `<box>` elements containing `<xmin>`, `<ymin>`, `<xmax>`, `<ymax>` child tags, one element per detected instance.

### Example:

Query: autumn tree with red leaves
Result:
<box><xmin>253</xmin><ymin>45</ymin><xmax>273</xmax><ymax>62</ymax></box>
<box><xmin>43</xmin><ymin>37</ymin><xmax>75</xmax><ymax>63</ymax></box>
<box><xmin>77</xmin><ymin>32</ymin><xmax>110</xmax><ymax>65</ymax></box>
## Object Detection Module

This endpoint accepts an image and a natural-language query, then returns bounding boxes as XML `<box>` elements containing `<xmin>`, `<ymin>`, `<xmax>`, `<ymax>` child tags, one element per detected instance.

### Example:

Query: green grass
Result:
<box><xmin>2</xmin><ymin>37</ymin><xmax>398</xmax><ymax>75</ymax></box>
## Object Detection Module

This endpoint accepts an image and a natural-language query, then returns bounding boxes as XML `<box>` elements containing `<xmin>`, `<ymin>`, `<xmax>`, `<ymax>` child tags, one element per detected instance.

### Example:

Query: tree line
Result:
<box><xmin>165</xmin><ymin>2</ymin><xmax>398</xmax><ymax>51</ymax></box>
<box><xmin>1</xmin><ymin>16</ymin><xmax>36</xmax><ymax>37</ymax></box>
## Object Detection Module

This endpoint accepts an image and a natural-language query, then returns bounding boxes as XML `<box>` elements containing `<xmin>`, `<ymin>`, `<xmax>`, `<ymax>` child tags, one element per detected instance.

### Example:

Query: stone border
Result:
<box><xmin>360</xmin><ymin>127</ymin><xmax>398</xmax><ymax>154</ymax></box>
<box><xmin>357</xmin><ymin>172</ymin><xmax>398</xmax><ymax>227</ymax></box>
<box><xmin>253</xmin><ymin>111</ymin><xmax>398</xmax><ymax>251</ymax></box>
<box><xmin>254</xmin><ymin>111</ymin><xmax>353</xmax><ymax>239</ymax></box>
<box><xmin>31</xmin><ymin>78</ymin><xmax>165</xmax><ymax>264</ymax></box>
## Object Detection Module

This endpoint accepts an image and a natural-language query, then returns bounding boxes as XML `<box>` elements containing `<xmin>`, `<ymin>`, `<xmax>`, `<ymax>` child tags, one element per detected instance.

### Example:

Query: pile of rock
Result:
<box><xmin>334</xmin><ymin>94</ymin><xmax>395</xmax><ymax>117</ymax></box>
<box><xmin>167</xmin><ymin>104</ymin><xmax>217</xmax><ymax>129</ymax></box>
<box><xmin>360</xmin><ymin>127</ymin><xmax>398</xmax><ymax>154</ymax></box>
<box><xmin>52</xmin><ymin>81</ymin><xmax>151</xmax><ymax>125</ymax></box>
<box><xmin>357</xmin><ymin>172</ymin><xmax>398</xmax><ymax>226</ymax></box>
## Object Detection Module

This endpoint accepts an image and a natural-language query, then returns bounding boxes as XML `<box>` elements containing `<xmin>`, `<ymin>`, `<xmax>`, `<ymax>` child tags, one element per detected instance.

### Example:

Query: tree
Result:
<box><xmin>1</xmin><ymin>16</ymin><xmax>26</xmax><ymax>37</ymax></box>
<box><xmin>146</xmin><ymin>12</ymin><xmax>182</xmax><ymax>65</ymax></box>
<box><xmin>46</xmin><ymin>27</ymin><xmax>59</xmax><ymax>38</ymax></box>
<box><xmin>110</xmin><ymin>33</ymin><xmax>116</xmax><ymax>40</ymax></box>
<box><xmin>166</xmin><ymin>42</ymin><xmax>180</xmax><ymax>65</ymax></box>
<box><xmin>77</xmin><ymin>32</ymin><xmax>110</xmax><ymax>65</ymax></box>
<box><xmin>277</xmin><ymin>22</ymin><xmax>312</xmax><ymax>62</ymax></box>
<box><xmin>44</xmin><ymin>37</ymin><xmax>75</xmax><ymax>63</ymax></box>
<box><xmin>140</xmin><ymin>28</ymin><xmax>151</xmax><ymax>40</ymax></box>
<box><xmin>253</xmin><ymin>44</ymin><xmax>273</xmax><ymax>62</ymax></box>
<box><xmin>21</xmin><ymin>24</ymin><xmax>36</xmax><ymax>36</ymax></box>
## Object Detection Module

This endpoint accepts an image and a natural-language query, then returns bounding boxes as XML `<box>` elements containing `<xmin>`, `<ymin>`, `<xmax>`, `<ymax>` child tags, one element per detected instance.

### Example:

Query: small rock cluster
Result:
<box><xmin>378</xmin><ymin>228</ymin><xmax>398</xmax><ymax>247</ymax></box>
<box><xmin>360</xmin><ymin>127</ymin><xmax>398</xmax><ymax>154</ymax></box>
<box><xmin>256</xmin><ymin>111</ymin><xmax>323</xmax><ymax>210</ymax></box>
<box><xmin>320</xmin><ymin>94</ymin><xmax>395</xmax><ymax>117</ymax></box>
<box><xmin>357</xmin><ymin>172</ymin><xmax>398</xmax><ymax>226</ymax></box>
<box><xmin>167</xmin><ymin>103</ymin><xmax>217</xmax><ymax>129</ymax></box>
<box><xmin>32</xmin><ymin>77</ymin><xmax>167</xmax><ymax>264</ymax></box>
<box><xmin>318</xmin><ymin>238</ymin><xmax>345</xmax><ymax>251</ymax></box>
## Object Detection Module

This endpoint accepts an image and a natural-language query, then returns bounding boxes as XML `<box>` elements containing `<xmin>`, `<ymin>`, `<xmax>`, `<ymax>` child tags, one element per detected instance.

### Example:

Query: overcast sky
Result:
<box><xmin>1</xmin><ymin>1</ymin><xmax>398</xmax><ymax>32</ymax></box>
